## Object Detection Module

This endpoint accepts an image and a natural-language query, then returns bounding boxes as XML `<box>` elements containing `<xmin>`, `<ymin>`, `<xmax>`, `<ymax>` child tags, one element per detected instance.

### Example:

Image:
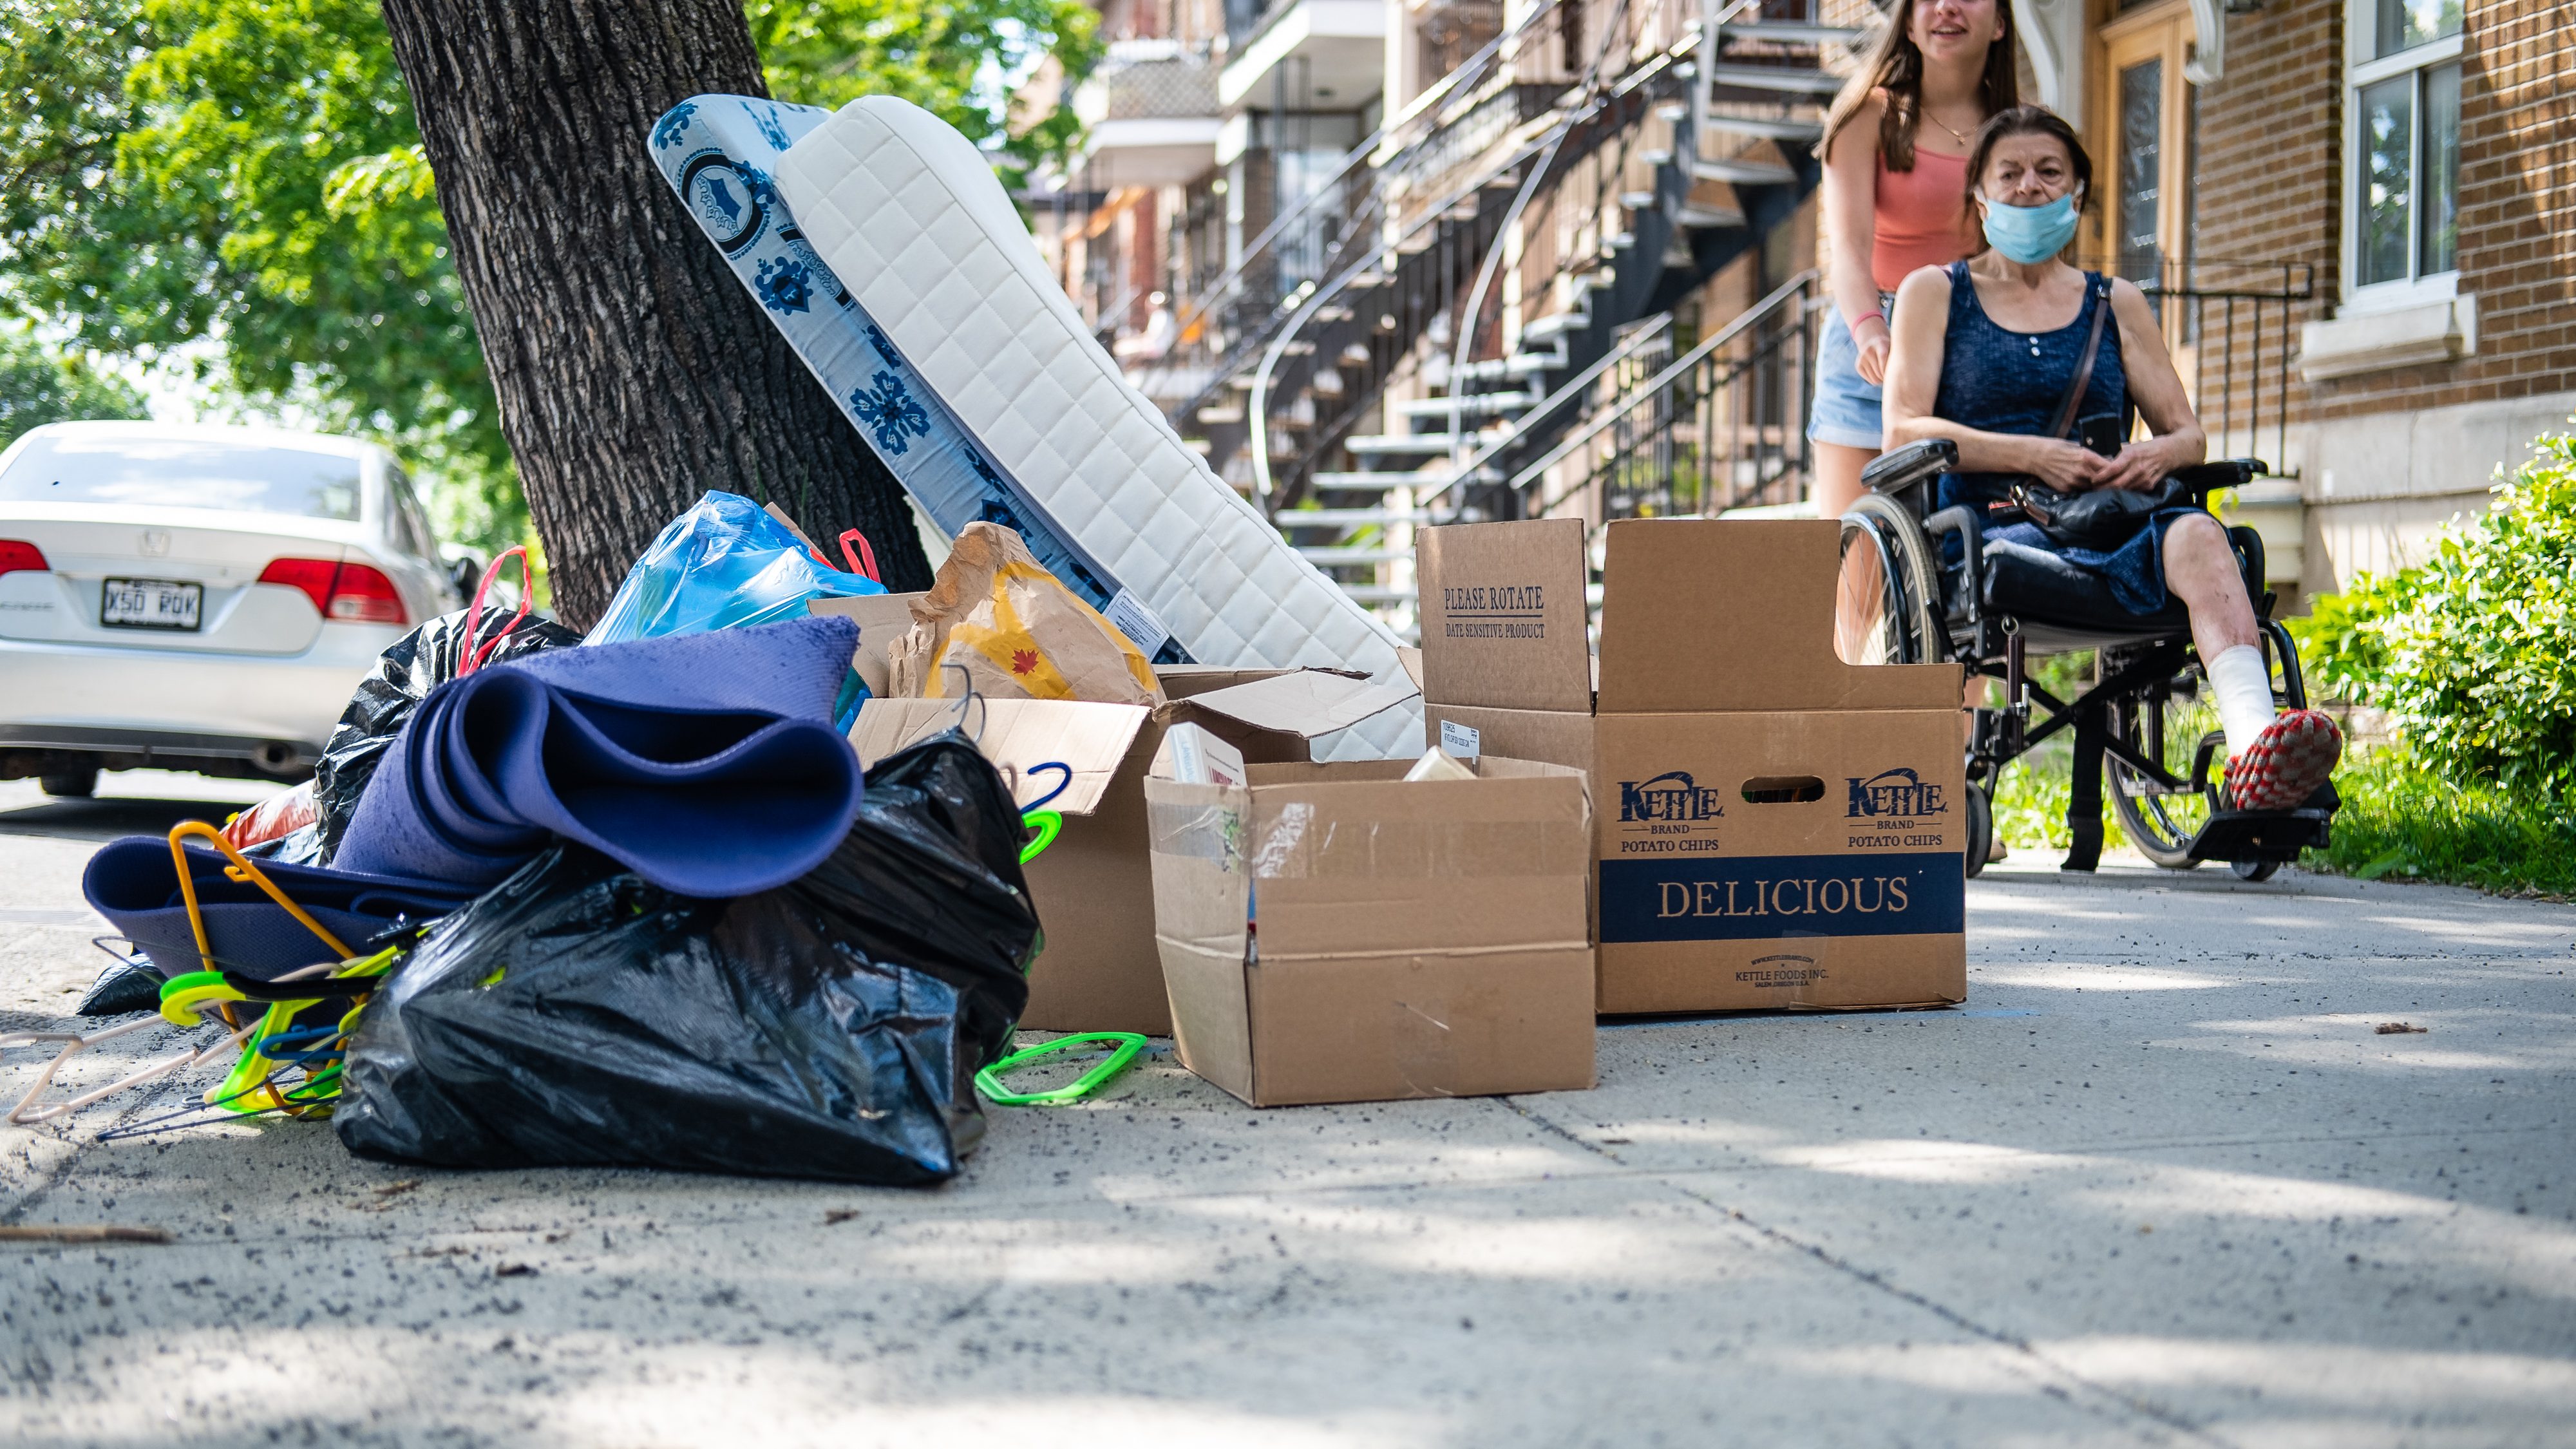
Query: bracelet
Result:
<box><xmin>1850</xmin><ymin>310</ymin><xmax>1888</xmax><ymax>332</ymax></box>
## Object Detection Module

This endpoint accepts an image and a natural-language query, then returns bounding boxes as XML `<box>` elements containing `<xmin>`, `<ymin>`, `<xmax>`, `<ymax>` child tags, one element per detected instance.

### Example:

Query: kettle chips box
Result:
<box><xmin>1416</xmin><ymin>517</ymin><xmax>1969</xmax><ymax>1014</ymax></box>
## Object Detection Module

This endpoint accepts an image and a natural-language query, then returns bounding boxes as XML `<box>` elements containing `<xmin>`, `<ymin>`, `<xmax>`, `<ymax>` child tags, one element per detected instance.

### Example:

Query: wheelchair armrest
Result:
<box><xmin>2170</xmin><ymin>458</ymin><xmax>2267</xmax><ymax>500</ymax></box>
<box><xmin>1861</xmin><ymin>439</ymin><xmax>1957</xmax><ymax>498</ymax></box>
<box><xmin>1922</xmin><ymin>504</ymin><xmax>1984</xmax><ymax>623</ymax></box>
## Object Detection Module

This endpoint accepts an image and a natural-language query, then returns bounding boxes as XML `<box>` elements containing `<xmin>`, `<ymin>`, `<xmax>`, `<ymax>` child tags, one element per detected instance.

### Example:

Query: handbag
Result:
<box><xmin>2009</xmin><ymin>278</ymin><xmax>2185</xmax><ymax>551</ymax></box>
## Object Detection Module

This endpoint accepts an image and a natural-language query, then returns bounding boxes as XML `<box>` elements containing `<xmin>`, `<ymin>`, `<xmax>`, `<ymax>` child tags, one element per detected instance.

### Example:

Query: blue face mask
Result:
<box><xmin>1979</xmin><ymin>191</ymin><xmax>2081</xmax><ymax>264</ymax></box>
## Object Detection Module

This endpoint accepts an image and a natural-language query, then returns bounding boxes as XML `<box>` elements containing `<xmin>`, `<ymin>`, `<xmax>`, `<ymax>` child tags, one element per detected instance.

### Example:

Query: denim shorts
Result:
<box><xmin>1806</xmin><ymin>296</ymin><xmax>1894</xmax><ymax>450</ymax></box>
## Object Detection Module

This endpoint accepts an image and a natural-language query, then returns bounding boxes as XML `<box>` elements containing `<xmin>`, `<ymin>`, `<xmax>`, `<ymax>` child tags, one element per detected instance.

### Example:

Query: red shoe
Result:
<box><xmin>2226</xmin><ymin>710</ymin><xmax>2342</xmax><ymax>811</ymax></box>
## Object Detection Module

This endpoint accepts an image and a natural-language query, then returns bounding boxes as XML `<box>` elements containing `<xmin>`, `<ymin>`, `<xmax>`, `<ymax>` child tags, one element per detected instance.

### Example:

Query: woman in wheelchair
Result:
<box><xmin>1879</xmin><ymin>106</ymin><xmax>2339</xmax><ymax>813</ymax></box>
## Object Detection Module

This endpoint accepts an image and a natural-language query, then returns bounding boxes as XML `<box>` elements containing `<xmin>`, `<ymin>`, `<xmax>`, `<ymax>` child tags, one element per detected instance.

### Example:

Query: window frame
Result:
<box><xmin>2340</xmin><ymin>1</ymin><xmax>2463</xmax><ymax>312</ymax></box>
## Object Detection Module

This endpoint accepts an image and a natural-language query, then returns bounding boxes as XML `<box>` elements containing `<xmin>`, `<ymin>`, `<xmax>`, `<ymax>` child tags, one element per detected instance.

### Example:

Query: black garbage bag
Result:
<box><xmin>312</xmin><ymin>607</ymin><xmax>584</xmax><ymax>860</ymax></box>
<box><xmin>332</xmin><ymin>733</ymin><xmax>1039</xmax><ymax>1184</ymax></box>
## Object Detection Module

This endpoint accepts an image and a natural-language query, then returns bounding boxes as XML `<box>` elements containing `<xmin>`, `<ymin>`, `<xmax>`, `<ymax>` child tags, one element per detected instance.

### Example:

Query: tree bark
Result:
<box><xmin>379</xmin><ymin>0</ymin><xmax>933</xmax><ymax>627</ymax></box>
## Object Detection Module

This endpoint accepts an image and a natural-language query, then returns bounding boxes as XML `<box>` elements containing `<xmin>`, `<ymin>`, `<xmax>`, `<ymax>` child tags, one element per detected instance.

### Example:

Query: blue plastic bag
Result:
<box><xmin>587</xmin><ymin>491</ymin><xmax>887</xmax><ymax>647</ymax></box>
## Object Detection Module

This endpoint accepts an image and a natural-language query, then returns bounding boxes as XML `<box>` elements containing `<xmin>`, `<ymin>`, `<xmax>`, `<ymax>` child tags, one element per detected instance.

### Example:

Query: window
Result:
<box><xmin>2346</xmin><ymin>0</ymin><xmax>2461</xmax><ymax>298</ymax></box>
<box><xmin>0</xmin><ymin>434</ymin><xmax>362</xmax><ymax>520</ymax></box>
<box><xmin>386</xmin><ymin>466</ymin><xmax>440</xmax><ymax>561</ymax></box>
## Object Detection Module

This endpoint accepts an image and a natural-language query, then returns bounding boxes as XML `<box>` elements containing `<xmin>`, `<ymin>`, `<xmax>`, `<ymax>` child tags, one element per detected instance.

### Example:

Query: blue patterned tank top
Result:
<box><xmin>1932</xmin><ymin>262</ymin><xmax>2126</xmax><ymax>510</ymax></box>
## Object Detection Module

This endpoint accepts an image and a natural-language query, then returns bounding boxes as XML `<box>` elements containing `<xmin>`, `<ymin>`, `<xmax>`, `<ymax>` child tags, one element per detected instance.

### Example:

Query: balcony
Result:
<box><xmin>1218</xmin><ymin>0</ymin><xmax>1388</xmax><ymax>109</ymax></box>
<box><xmin>1074</xmin><ymin>41</ymin><xmax>1224</xmax><ymax>187</ymax></box>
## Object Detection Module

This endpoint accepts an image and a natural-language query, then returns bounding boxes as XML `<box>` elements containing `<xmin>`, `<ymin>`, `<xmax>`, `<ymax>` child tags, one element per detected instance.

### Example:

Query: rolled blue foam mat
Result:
<box><xmin>82</xmin><ymin>840</ymin><xmax>478</xmax><ymax>980</ymax></box>
<box><xmin>333</xmin><ymin>615</ymin><xmax>864</xmax><ymax>898</ymax></box>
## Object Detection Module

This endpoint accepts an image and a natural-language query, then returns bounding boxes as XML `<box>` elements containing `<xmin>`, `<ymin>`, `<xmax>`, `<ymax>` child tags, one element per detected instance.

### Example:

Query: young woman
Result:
<box><xmin>1809</xmin><ymin>0</ymin><xmax>2016</xmax><ymax>520</ymax></box>
<box><xmin>1880</xmin><ymin>108</ymin><xmax>2341</xmax><ymax>811</ymax></box>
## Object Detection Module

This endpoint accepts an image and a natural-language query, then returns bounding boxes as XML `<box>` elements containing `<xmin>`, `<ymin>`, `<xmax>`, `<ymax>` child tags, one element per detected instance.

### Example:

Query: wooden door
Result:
<box><xmin>2092</xmin><ymin>3</ymin><xmax>2192</xmax><ymax>295</ymax></box>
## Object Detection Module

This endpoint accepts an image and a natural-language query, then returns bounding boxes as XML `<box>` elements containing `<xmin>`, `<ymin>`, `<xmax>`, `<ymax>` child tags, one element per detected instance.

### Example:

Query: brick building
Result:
<box><xmin>2018</xmin><ymin>0</ymin><xmax>2575</xmax><ymax>600</ymax></box>
<box><xmin>1017</xmin><ymin>0</ymin><xmax>2567</xmax><ymax>623</ymax></box>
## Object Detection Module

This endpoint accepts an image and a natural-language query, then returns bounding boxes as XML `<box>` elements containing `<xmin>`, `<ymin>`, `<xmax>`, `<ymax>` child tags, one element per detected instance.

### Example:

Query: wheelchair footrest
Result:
<box><xmin>2184</xmin><ymin>808</ymin><xmax>2334</xmax><ymax>864</ymax></box>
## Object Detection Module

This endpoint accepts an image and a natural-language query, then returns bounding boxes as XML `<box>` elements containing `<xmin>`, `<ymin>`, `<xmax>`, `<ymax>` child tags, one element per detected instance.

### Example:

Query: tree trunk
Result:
<box><xmin>379</xmin><ymin>0</ymin><xmax>933</xmax><ymax>627</ymax></box>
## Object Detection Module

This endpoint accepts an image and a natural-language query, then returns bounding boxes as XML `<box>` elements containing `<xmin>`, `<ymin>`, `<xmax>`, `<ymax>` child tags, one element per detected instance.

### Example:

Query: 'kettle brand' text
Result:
<box><xmin>1441</xmin><ymin>583</ymin><xmax>1548</xmax><ymax>638</ymax></box>
<box><xmin>1615</xmin><ymin>770</ymin><xmax>1727</xmax><ymax>851</ymax></box>
<box><xmin>1844</xmin><ymin>767</ymin><xmax>1947</xmax><ymax>819</ymax></box>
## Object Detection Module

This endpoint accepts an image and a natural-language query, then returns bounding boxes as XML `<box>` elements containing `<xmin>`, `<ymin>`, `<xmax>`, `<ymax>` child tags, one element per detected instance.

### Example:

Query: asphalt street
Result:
<box><xmin>3</xmin><ymin>772</ymin><xmax>2571</xmax><ymax>1447</ymax></box>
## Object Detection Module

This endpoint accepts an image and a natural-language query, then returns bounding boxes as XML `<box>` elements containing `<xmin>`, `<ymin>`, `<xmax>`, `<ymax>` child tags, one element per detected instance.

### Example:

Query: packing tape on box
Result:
<box><xmin>1148</xmin><ymin>799</ymin><xmax>1587</xmax><ymax>880</ymax></box>
<box><xmin>1145</xmin><ymin>793</ymin><xmax>1245</xmax><ymax>871</ymax></box>
<box><xmin>1392</xmin><ymin>994</ymin><xmax>1461</xmax><ymax>1100</ymax></box>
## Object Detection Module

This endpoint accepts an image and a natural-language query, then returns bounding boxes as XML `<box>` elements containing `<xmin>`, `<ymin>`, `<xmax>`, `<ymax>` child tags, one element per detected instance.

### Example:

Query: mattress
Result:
<box><xmin>649</xmin><ymin>95</ymin><xmax>1417</xmax><ymax>755</ymax></box>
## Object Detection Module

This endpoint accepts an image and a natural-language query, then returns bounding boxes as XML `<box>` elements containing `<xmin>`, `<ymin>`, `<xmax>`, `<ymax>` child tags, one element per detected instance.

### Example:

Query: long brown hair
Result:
<box><xmin>1815</xmin><ymin>0</ymin><xmax>2020</xmax><ymax>172</ymax></box>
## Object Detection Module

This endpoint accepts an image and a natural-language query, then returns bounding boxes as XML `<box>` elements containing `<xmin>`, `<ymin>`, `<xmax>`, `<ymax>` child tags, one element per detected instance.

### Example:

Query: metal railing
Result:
<box><xmin>2093</xmin><ymin>256</ymin><xmax>2317</xmax><ymax>477</ymax></box>
<box><xmin>1245</xmin><ymin>0</ymin><xmax>1712</xmax><ymax>497</ymax></box>
<box><xmin>1514</xmin><ymin>270</ymin><xmax>1820</xmax><ymax>518</ymax></box>
<box><xmin>1414</xmin><ymin>310</ymin><xmax>1680</xmax><ymax>513</ymax></box>
<box><xmin>1144</xmin><ymin>0</ymin><xmax>1588</xmax><ymax>428</ymax></box>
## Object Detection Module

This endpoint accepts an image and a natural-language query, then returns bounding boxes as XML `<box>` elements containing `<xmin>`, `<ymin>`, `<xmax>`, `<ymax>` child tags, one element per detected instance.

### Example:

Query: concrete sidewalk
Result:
<box><xmin>3</xmin><ymin>775</ymin><xmax>2571</xmax><ymax>1446</ymax></box>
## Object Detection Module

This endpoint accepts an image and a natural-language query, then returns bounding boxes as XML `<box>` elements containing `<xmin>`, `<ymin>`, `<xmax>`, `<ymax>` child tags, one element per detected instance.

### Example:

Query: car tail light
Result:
<box><xmin>0</xmin><ymin>539</ymin><xmax>48</xmax><ymax>576</ymax></box>
<box><xmin>258</xmin><ymin>557</ymin><xmax>410</xmax><ymax>626</ymax></box>
<box><xmin>323</xmin><ymin>562</ymin><xmax>408</xmax><ymax>623</ymax></box>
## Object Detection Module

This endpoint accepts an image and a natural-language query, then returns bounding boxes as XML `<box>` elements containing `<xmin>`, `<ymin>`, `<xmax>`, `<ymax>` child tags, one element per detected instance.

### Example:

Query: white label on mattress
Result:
<box><xmin>1438</xmin><ymin>719</ymin><xmax>1482</xmax><ymax>761</ymax></box>
<box><xmin>1103</xmin><ymin>588</ymin><xmax>1173</xmax><ymax>657</ymax></box>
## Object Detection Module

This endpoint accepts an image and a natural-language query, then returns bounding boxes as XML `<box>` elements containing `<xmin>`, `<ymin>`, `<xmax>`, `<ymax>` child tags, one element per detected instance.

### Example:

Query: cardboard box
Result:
<box><xmin>1143</xmin><ymin>755</ymin><xmax>1596</xmax><ymax>1106</ymax></box>
<box><xmin>1417</xmin><ymin>517</ymin><xmax>1968</xmax><ymax>1014</ymax></box>
<box><xmin>850</xmin><ymin>668</ymin><xmax>1416</xmax><ymax>1034</ymax></box>
<box><xmin>810</xmin><ymin>591</ymin><xmax>930</xmax><ymax>698</ymax></box>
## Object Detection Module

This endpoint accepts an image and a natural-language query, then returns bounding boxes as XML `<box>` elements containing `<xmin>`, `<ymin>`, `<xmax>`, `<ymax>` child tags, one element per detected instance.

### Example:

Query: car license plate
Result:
<box><xmin>102</xmin><ymin>577</ymin><xmax>204</xmax><ymax>631</ymax></box>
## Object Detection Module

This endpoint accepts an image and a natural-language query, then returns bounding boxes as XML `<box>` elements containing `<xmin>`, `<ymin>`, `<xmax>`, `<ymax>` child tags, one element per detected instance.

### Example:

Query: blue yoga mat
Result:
<box><xmin>334</xmin><ymin>616</ymin><xmax>865</xmax><ymax>898</ymax></box>
<box><xmin>83</xmin><ymin>840</ymin><xmax>478</xmax><ymax>980</ymax></box>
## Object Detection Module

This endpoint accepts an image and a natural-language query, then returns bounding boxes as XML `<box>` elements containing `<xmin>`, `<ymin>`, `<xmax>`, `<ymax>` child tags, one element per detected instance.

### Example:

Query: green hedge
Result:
<box><xmin>2291</xmin><ymin>427</ymin><xmax>2576</xmax><ymax>804</ymax></box>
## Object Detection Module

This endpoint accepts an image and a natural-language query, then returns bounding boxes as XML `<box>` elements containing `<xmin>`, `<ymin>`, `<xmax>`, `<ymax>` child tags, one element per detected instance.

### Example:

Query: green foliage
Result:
<box><xmin>2</xmin><ymin>0</ymin><xmax>1097</xmax><ymax>556</ymax></box>
<box><xmin>2305</xmin><ymin>745</ymin><xmax>2576</xmax><ymax>898</ymax></box>
<box><xmin>0</xmin><ymin>0</ymin><xmax>154</xmax><ymax>287</ymax></box>
<box><xmin>0</xmin><ymin>325</ymin><xmax>149</xmax><ymax>448</ymax></box>
<box><xmin>0</xmin><ymin>0</ymin><xmax>523</xmax><ymax>551</ymax></box>
<box><xmin>751</xmin><ymin>0</ymin><xmax>1099</xmax><ymax>187</ymax></box>
<box><xmin>1980</xmin><ymin>650</ymin><xmax>2112</xmax><ymax>852</ymax></box>
<box><xmin>2289</xmin><ymin>427</ymin><xmax>2576</xmax><ymax>802</ymax></box>
<box><xmin>1987</xmin><ymin>735</ymin><xmax>2120</xmax><ymax>853</ymax></box>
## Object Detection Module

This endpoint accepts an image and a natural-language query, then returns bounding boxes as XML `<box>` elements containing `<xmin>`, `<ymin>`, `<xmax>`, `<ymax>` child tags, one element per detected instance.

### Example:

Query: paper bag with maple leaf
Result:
<box><xmin>888</xmin><ymin>523</ymin><xmax>1166</xmax><ymax>706</ymax></box>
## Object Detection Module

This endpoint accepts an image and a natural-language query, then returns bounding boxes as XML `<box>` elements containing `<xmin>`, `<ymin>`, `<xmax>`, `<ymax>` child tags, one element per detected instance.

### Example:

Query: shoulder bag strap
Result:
<box><xmin>2045</xmin><ymin>276</ymin><xmax>2114</xmax><ymax>442</ymax></box>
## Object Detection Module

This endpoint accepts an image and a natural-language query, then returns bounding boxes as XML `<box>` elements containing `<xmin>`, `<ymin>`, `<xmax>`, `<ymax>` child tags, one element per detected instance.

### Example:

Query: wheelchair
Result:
<box><xmin>1839</xmin><ymin>437</ymin><xmax>2338</xmax><ymax>880</ymax></box>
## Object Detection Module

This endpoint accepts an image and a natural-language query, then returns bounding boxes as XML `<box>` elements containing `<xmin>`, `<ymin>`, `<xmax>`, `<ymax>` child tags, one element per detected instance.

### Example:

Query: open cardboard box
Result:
<box><xmin>846</xmin><ymin>650</ymin><xmax>1417</xmax><ymax>1035</ymax></box>
<box><xmin>811</xmin><ymin>591</ymin><xmax>929</xmax><ymax>699</ymax></box>
<box><xmin>1143</xmin><ymin>754</ymin><xmax>1596</xmax><ymax>1106</ymax></box>
<box><xmin>1416</xmin><ymin>517</ymin><xmax>1969</xmax><ymax>1014</ymax></box>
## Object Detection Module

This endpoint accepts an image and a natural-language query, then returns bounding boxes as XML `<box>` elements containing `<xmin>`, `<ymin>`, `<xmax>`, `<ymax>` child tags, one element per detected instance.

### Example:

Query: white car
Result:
<box><xmin>0</xmin><ymin>421</ymin><xmax>465</xmax><ymax>797</ymax></box>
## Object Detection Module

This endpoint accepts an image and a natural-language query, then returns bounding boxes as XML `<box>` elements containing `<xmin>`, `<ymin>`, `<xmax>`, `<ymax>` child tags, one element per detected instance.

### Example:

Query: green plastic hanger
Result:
<box><xmin>975</xmin><ymin>1031</ymin><xmax>1146</xmax><ymax>1106</ymax></box>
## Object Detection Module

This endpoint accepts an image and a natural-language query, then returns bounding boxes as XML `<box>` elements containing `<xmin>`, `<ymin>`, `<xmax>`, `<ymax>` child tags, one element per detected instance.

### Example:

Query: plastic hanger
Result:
<box><xmin>458</xmin><ymin>545</ymin><xmax>535</xmax><ymax>676</ymax></box>
<box><xmin>837</xmin><ymin>529</ymin><xmax>880</xmax><ymax>582</ymax></box>
<box><xmin>976</xmin><ymin>1032</ymin><xmax>1147</xmax><ymax>1106</ymax></box>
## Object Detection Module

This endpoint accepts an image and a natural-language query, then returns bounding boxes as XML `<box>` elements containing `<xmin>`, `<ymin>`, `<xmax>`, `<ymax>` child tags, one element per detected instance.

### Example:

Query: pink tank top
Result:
<box><xmin>1873</xmin><ymin>148</ymin><xmax>1980</xmax><ymax>293</ymax></box>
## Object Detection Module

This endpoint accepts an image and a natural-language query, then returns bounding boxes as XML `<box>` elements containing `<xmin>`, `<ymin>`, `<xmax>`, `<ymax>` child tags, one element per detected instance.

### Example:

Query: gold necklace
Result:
<box><xmin>1926</xmin><ymin>109</ymin><xmax>1975</xmax><ymax>150</ymax></box>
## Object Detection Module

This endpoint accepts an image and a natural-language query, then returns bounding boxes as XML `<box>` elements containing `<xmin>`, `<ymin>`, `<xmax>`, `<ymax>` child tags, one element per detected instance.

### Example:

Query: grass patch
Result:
<box><xmin>1976</xmin><ymin>646</ymin><xmax>2575</xmax><ymax>895</ymax></box>
<box><xmin>2302</xmin><ymin>746</ymin><xmax>2576</xmax><ymax>898</ymax></box>
<box><xmin>1989</xmin><ymin>733</ymin><xmax>2119</xmax><ymax>854</ymax></box>
<box><xmin>1991</xmin><ymin>735</ymin><xmax>2575</xmax><ymax>896</ymax></box>
<box><xmin>1984</xmin><ymin>650</ymin><xmax>2120</xmax><ymax>856</ymax></box>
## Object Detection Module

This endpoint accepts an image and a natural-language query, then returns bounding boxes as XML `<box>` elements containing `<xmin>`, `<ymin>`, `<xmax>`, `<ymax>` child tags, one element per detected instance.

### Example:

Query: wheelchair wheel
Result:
<box><xmin>2106</xmin><ymin>672</ymin><xmax>2223</xmax><ymax>870</ymax></box>
<box><xmin>1837</xmin><ymin>493</ymin><xmax>1944</xmax><ymax>666</ymax></box>
<box><xmin>2231</xmin><ymin>858</ymin><xmax>2280</xmax><ymax>882</ymax></box>
<box><xmin>1963</xmin><ymin>781</ymin><xmax>1993</xmax><ymax>880</ymax></box>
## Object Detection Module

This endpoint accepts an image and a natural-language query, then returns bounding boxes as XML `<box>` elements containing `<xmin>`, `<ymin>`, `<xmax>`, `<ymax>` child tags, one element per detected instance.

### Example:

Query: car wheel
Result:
<box><xmin>39</xmin><ymin>768</ymin><xmax>99</xmax><ymax>799</ymax></box>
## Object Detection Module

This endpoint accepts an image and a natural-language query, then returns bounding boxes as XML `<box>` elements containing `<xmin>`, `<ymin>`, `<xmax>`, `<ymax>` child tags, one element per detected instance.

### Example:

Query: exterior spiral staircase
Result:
<box><xmin>1153</xmin><ymin>0</ymin><xmax>1873</xmax><ymax>634</ymax></box>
